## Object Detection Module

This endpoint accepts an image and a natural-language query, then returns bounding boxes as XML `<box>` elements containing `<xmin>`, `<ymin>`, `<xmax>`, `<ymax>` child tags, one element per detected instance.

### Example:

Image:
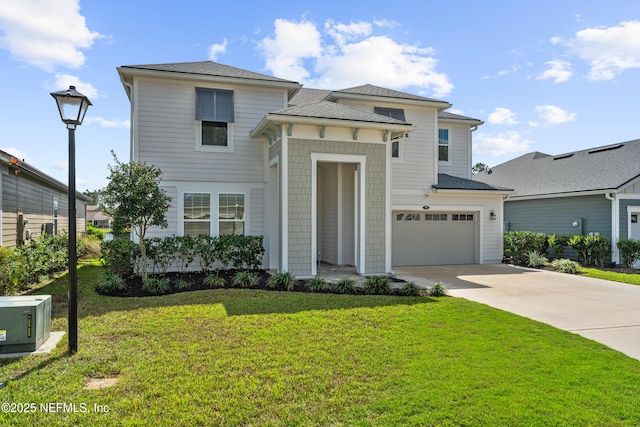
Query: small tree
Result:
<box><xmin>102</xmin><ymin>152</ymin><xmax>172</xmax><ymax>281</ymax></box>
<box><xmin>472</xmin><ymin>162</ymin><xmax>490</xmax><ymax>175</ymax></box>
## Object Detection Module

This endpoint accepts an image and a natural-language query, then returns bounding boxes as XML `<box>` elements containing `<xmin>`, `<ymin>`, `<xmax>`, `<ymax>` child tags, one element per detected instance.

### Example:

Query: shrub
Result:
<box><xmin>268</xmin><ymin>271</ymin><xmax>296</xmax><ymax>291</ymax></box>
<box><xmin>233</xmin><ymin>271</ymin><xmax>258</xmax><ymax>288</ymax></box>
<box><xmin>504</xmin><ymin>231</ymin><xmax>549</xmax><ymax>263</ymax></box>
<box><xmin>617</xmin><ymin>239</ymin><xmax>640</xmax><ymax>268</ymax></box>
<box><xmin>96</xmin><ymin>272</ymin><xmax>126</xmax><ymax>294</ymax></box>
<box><xmin>550</xmin><ymin>258</ymin><xmax>580</xmax><ymax>274</ymax></box>
<box><xmin>203</xmin><ymin>273</ymin><xmax>225</xmax><ymax>288</ymax></box>
<box><xmin>173</xmin><ymin>278</ymin><xmax>191</xmax><ymax>291</ymax></box>
<box><xmin>330</xmin><ymin>278</ymin><xmax>357</xmax><ymax>294</ymax></box>
<box><xmin>195</xmin><ymin>235</ymin><xmax>217</xmax><ymax>273</ymax></box>
<box><xmin>547</xmin><ymin>234</ymin><xmax>571</xmax><ymax>259</ymax></box>
<box><xmin>363</xmin><ymin>276</ymin><xmax>392</xmax><ymax>295</ymax></box>
<box><xmin>86</xmin><ymin>223</ymin><xmax>105</xmax><ymax>240</ymax></box>
<box><xmin>428</xmin><ymin>282</ymin><xmax>448</xmax><ymax>297</ymax></box>
<box><xmin>101</xmin><ymin>238</ymin><xmax>140</xmax><ymax>278</ymax></box>
<box><xmin>306</xmin><ymin>277</ymin><xmax>328</xmax><ymax>292</ymax></box>
<box><xmin>402</xmin><ymin>281</ymin><xmax>422</xmax><ymax>297</ymax></box>
<box><xmin>79</xmin><ymin>236</ymin><xmax>102</xmax><ymax>260</ymax></box>
<box><xmin>142</xmin><ymin>277</ymin><xmax>170</xmax><ymax>294</ymax></box>
<box><xmin>0</xmin><ymin>247</ymin><xmax>19</xmax><ymax>296</ymax></box>
<box><xmin>525</xmin><ymin>250</ymin><xmax>549</xmax><ymax>268</ymax></box>
<box><xmin>569</xmin><ymin>235</ymin><xmax>610</xmax><ymax>266</ymax></box>
<box><xmin>173</xmin><ymin>235</ymin><xmax>196</xmax><ymax>273</ymax></box>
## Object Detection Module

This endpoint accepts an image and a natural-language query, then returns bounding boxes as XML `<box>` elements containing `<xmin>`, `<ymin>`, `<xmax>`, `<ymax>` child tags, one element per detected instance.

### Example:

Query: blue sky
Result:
<box><xmin>1</xmin><ymin>0</ymin><xmax>639</xmax><ymax>191</ymax></box>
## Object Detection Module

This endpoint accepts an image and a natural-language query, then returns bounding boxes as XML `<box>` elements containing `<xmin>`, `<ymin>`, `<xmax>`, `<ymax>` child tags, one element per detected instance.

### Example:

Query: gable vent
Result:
<box><xmin>588</xmin><ymin>144</ymin><xmax>623</xmax><ymax>154</ymax></box>
<box><xmin>553</xmin><ymin>153</ymin><xmax>574</xmax><ymax>160</ymax></box>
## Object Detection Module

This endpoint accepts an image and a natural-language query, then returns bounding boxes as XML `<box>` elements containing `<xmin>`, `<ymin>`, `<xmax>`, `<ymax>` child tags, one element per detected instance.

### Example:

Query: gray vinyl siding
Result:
<box><xmin>287</xmin><ymin>138</ymin><xmax>387</xmax><ymax>276</ymax></box>
<box><xmin>504</xmin><ymin>195</ymin><xmax>611</xmax><ymax>238</ymax></box>
<box><xmin>2</xmin><ymin>171</ymin><xmax>86</xmax><ymax>247</ymax></box>
<box><xmin>337</xmin><ymin>99</ymin><xmax>438</xmax><ymax>190</ymax></box>
<box><xmin>619</xmin><ymin>199</ymin><xmax>640</xmax><ymax>242</ymax></box>
<box><xmin>438</xmin><ymin>123</ymin><xmax>471</xmax><ymax>179</ymax></box>
<box><xmin>146</xmin><ymin>185</ymin><xmax>178</xmax><ymax>239</ymax></box>
<box><xmin>250</xmin><ymin>187</ymin><xmax>264</xmax><ymax>234</ymax></box>
<box><xmin>135</xmin><ymin>77</ymin><xmax>285</xmax><ymax>183</ymax></box>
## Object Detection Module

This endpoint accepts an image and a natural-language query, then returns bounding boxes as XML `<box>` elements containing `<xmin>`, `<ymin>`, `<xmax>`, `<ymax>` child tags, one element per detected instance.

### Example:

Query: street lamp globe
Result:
<box><xmin>50</xmin><ymin>86</ymin><xmax>92</xmax><ymax>129</ymax></box>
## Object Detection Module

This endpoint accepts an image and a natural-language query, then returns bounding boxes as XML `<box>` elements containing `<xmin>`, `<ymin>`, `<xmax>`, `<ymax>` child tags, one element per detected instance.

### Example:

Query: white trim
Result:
<box><xmin>217</xmin><ymin>192</ymin><xmax>247</xmax><ymax>236</ymax></box>
<box><xmin>311</xmin><ymin>153</ymin><xmax>367</xmax><ymax>276</ymax></box>
<box><xmin>281</xmin><ymin>126</ymin><xmax>289</xmax><ymax>272</ymax></box>
<box><xmin>267</xmin><ymin>157</ymin><xmax>280</xmax><ymax>270</ymax></box>
<box><xmin>437</xmin><ymin>126</ymin><xmax>452</xmax><ymax>165</ymax></box>
<box><xmin>385</xmin><ymin>140</ymin><xmax>393</xmax><ymax>272</ymax></box>
<box><xmin>195</xmin><ymin>121</ymin><xmax>235</xmax><ymax>153</ymax></box>
<box><xmin>627</xmin><ymin>206</ymin><xmax>640</xmax><ymax>268</ymax></box>
<box><xmin>336</xmin><ymin>164</ymin><xmax>343</xmax><ymax>263</ymax></box>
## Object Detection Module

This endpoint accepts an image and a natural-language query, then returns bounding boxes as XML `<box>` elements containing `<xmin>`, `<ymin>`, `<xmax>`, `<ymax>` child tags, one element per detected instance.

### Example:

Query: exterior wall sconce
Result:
<box><xmin>490</xmin><ymin>210</ymin><xmax>497</xmax><ymax>220</ymax></box>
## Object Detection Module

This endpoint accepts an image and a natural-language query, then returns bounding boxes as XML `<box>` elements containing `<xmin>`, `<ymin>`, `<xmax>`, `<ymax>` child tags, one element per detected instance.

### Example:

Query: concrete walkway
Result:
<box><xmin>394</xmin><ymin>264</ymin><xmax>640</xmax><ymax>361</ymax></box>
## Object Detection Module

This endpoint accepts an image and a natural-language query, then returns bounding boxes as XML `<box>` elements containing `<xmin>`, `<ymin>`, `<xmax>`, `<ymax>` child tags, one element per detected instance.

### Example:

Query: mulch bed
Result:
<box><xmin>99</xmin><ymin>270</ymin><xmax>414</xmax><ymax>298</ymax></box>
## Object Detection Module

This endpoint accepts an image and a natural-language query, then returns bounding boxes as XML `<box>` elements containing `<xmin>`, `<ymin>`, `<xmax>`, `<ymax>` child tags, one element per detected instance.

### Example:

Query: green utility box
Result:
<box><xmin>0</xmin><ymin>295</ymin><xmax>51</xmax><ymax>354</ymax></box>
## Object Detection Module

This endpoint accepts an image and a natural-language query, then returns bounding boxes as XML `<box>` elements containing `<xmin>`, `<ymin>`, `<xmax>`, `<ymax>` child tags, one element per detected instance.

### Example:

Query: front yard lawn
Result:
<box><xmin>580</xmin><ymin>266</ymin><xmax>640</xmax><ymax>286</ymax></box>
<box><xmin>1</xmin><ymin>263</ymin><xmax>639</xmax><ymax>426</ymax></box>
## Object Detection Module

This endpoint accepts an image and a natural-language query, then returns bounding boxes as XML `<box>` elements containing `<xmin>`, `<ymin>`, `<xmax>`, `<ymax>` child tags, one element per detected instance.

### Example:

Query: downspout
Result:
<box><xmin>120</xmin><ymin>79</ymin><xmax>135</xmax><ymax>161</ymax></box>
<box><xmin>605</xmin><ymin>193</ymin><xmax>617</xmax><ymax>265</ymax></box>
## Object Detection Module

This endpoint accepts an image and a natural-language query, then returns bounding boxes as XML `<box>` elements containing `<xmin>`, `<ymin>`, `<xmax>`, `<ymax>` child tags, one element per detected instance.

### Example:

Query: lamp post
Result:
<box><xmin>50</xmin><ymin>86</ymin><xmax>91</xmax><ymax>354</ymax></box>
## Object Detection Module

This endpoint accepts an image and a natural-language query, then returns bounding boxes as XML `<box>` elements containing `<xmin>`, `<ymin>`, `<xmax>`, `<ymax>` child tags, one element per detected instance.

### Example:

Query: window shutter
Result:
<box><xmin>196</xmin><ymin>88</ymin><xmax>234</xmax><ymax>122</ymax></box>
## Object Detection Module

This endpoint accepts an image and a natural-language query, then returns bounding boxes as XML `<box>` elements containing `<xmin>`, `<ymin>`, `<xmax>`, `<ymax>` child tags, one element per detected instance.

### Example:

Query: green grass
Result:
<box><xmin>1</xmin><ymin>264</ymin><xmax>639</xmax><ymax>426</ymax></box>
<box><xmin>580</xmin><ymin>267</ymin><xmax>640</xmax><ymax>286</ymax></box>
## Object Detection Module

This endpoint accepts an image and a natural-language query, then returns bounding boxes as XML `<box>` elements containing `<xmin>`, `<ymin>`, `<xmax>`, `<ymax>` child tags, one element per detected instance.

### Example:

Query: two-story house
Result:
<box><xmin>117</xmin><ymin>61</ymin><xmax>510</xmax><ymax>277</ymax></box>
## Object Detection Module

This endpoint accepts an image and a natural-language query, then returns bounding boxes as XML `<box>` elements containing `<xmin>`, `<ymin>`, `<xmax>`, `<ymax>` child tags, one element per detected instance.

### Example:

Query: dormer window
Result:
<box><xmin>374</xmin><ymin>107</ymin><xmax>405</xmax><ymax>159</ymax></box>
<box><xmin>195</xmin><ymin>88</ymin><xmax>235</xmax><ymax>152</ymax></box>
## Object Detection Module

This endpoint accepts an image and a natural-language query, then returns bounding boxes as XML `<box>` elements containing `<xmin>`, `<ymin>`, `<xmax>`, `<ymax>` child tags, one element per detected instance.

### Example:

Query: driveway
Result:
<box><xmin>394</xmin><ymin>264</ymin><xmax>640</xmax><ymax>361</ymax></box>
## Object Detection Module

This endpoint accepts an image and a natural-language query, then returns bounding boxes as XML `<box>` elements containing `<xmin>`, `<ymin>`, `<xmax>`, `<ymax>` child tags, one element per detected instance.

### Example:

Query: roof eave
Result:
<box><xmin>117</xmin><ymin>66</ymin><xmax>302</xmax><ymax>97</ymax></box>
<box><xmin>433</xmin><ymin>188</ymin><xmax>515</xmax><ymax>195</ymax></box>
<box><xmin>439</xmin><ymin>117</ymin><xmax>485</xmax><ymax>126</ymax></box>
<box><xmin>327</xmin><ymin>92</ymin><xmax>452</xmax><ymax>110</ymax></box>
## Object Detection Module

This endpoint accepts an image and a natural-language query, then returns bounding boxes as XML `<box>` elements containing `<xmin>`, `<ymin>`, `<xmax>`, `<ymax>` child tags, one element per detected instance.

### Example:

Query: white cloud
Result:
<box><xmin>52</xmin><ymin>160</ymin><xmax>68</xmax><ymax>171</ymax></box>
<box><xmin>208</xmin><ymin>38</ymin><xmax>228</xmax><ymax>61</ymax></box>
<box><xmin>0</xmin><ymin>147</ymin><xmax>34</xmax><ymax>164</ymax></box>
<box><xmin>550</xmin><ymin>36</ymin><xmax>563</xmax><ymax>45</ymax></box>
<box><xmin>0</xmin><ymin>0</ymin><xmax>101</xmax><ymax>71</ymax></box>
<box><xmin>487</xmin><ymin>107</ymin><xmax>518</xmax><ymax>125</ymax></box>
<box><xmin>537</xmin><ymin>60</ymin><xmax>573</xmax><ymax>83</ymax></box>
<box><xmin>50</xmin><ymin>74</ymin><xmax>99</xmax><ymax>99</ymax></box>
<box><xmin>535</xmin><ymin>105</ymin><xmax>576</xmax><ymax>124</ymax></box>
<box><xmin>473</xmin><ymin>131</ymin><xmax>533</xmax><ymax>157</ymax></box>
<box><xmin>567</xmin><ymin>21</ymin><xmax>640</xmax><ymax>80</ymax></box>
<box><xmin>84</xmin><ymin>117</ymin><xmax>130</xmax><ymax>128</ymax></box>
<box><xmin>258</xmin><ymin>18</ymin><xmax>453</xmax><ymax>97</ymax></box>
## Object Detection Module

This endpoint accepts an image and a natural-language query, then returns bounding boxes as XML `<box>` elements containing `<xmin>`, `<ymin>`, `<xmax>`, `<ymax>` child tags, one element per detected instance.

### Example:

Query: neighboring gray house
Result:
<box><xmin>117</xmin><ymin>61</ymin><xmax>511</xmax><ymax>277</ymax></box>
<box><xmin>0</xmin><ymin>149</ymin><xmax>90</xmax><ymax>247</ymax></box>
<box><xmin>474</xmin><ymin>139</ymin><xmax>640</xmax><ymax>265</ymax></box>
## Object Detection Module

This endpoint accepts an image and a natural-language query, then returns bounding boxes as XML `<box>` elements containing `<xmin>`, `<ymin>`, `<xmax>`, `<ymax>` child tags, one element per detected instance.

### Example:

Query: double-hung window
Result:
<box><xmin>438</xmin><ymin>128</ymin><xmax>450</xmax><ymax>162</ymax></box>
<box><xmin>374</xmin><ymin>107</ymin><xmax>405</xmax><ymax>159</ymax></box>
<box><xmin>195</xmin><ymin>88</ymin><xmax>234</xmax><ymax>151</ymax></box>
<box><xmin>183</xmin><ymin>193</ymin><xmax>211</xmax><ymax>237</ymax></box>
<box><xmin>219</xmin><ymin>194</ymin><xmax>245</xmax><ymax>236</ymax></box>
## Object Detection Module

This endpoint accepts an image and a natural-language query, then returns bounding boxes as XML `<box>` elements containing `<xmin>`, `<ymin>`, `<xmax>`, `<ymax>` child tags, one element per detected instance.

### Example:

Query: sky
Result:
<box><xmin>1</xmin><ymin>0</ymin><xmax>639</xmax><ymax>191</ymax></box>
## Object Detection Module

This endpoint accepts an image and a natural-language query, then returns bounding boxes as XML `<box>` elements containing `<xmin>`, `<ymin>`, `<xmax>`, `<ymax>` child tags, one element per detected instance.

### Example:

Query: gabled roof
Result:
<box><xmin>118</xmin><ymin>61</ymin><xmax>301</xmax><ymax>99</ymax></box>
<box><xmin>438</xmin><ymin>111</ymin><xmax>484</xmax><ymax>126</ymax></box>
<box><xmin>474</xmin><ymin>139</ymin><xmax>640</xmax><ymax>198</ymax></box>
<box><xmin>434</xmin><ymin>174</ymin><xmax>512</xmax><ymax>192</ymax></box>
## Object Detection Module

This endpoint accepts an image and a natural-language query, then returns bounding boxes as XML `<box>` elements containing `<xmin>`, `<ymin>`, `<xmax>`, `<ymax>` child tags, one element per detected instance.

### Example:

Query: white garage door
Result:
<box><xmin>392</xmin><ymin>211</ymin><xmax>477</xmax><ymax>266</ymax></box>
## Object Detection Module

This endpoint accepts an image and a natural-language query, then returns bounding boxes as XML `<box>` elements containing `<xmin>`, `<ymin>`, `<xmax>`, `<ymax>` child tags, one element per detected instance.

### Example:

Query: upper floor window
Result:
<box><xmin>195</xmin><ymin>88</ymin><xmax>234</xmax><ymax>152</ymax></box>
<box><xmin>438</xmin><ymin>128</ymin><xmax>450</xmax><ymax>162</ymax></box>
<box><xmin>374</xmin><ymin>107</ymin><xmax>405</xmax><ymax>159</ymax></box>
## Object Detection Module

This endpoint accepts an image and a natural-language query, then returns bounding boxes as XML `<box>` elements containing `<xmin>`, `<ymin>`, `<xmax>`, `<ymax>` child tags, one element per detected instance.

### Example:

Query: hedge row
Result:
<box><xmin>101</xmin><ymin>234</ymin><xmax>265</xmax><ymax>278</ymax></box>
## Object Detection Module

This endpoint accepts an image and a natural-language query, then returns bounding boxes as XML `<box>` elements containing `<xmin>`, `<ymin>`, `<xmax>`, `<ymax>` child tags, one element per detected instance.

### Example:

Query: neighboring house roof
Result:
<box><xmin>0</xmin><ymin>149</ymin><xmax>91</xmax><ymax>202</ymax></box>
<box><xmin>474</xmin><ymin>139</ymin><xmax>640</xmax><ymax>198</ymax></box>
<box><xmin>434</xmin><ymin>174</ymin><xmax>512</xmax><ymax>192</ymax></box>
<box><xmin>86</xmin><ymin>205</ymin><xmax>112</xmax><ymax>222</ymax></box>
<box><xmin>118</xmin><ymin>61</ymin><xmax>302</xmax><ymax>98</ymax></box>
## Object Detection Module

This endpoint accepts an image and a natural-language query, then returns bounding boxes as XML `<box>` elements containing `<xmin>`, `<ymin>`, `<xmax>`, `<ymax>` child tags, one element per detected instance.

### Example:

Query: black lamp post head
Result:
<box><xmin>50</xmin><ymin>85</ymin><xmax>92</xmax><ymax>129</ymax></box>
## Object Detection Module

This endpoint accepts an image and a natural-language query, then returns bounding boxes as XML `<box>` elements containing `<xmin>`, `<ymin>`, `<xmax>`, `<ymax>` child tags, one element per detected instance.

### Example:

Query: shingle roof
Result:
<box><xmin>119</xmin><ymin>61</ymin><xmax>298</xmax><ymax>84</ymax></box>
<box><xmin>289</xmin><ymin>88</ymin><xmax>331</xmax><ymax>106</ymax></box>
<box><xmin>474</xmin><ymin>139</ymin><xmax>640</xmax><ymax>197</ymax></box>
<box><xmin>269</xmin><ymin>101</ymin><xmax>411</xmax><ymax>125</ymax></box>
<box><xmin>434</xmin><ymin>174</ymin><xmax>511</xmax><ymax>191</ymax></box>
<box><xmin>438</xmin><ymin>111</ymin><xmax>483</xmax><ymax>124</ymax></box>
<box><xmin>332</xmin><ymin>84</ymin><xmax>449</xmax><ymax>104</ymax></box>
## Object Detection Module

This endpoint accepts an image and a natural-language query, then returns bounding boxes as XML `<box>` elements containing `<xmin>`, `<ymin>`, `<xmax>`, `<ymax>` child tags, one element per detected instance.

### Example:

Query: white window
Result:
<box><xmin>195</xmin><ymin>88</ymin><xmax>234</xmax><ymax>153</ymax></box>
<box><xmin>374</xmin><ymin>107</ymin><xmax>405</xmax><ymax>159</ymax></box>
<box><xmin>219</xmin><ymin>194</ymin><xmax>245</xmax><ymax>236</ymax></box>
<box><xmin>53</xmin><ymin>199</ymin><xmax>59</xmax><ymax>234</ymax></box>
<box><xmin>438</xmin><ymin>128</ymin><xmax>450</xmax><ymax>162</ymax></box>
<box><xmin>183</xmin><ymin>193</ymin><xmax>211</xmax><ymax>237</ymax></box>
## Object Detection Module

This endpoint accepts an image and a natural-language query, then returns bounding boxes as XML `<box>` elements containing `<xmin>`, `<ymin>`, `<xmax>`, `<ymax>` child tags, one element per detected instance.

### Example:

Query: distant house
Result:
<box><xmin>117</xmin><ymin>61</ymin><xmax>512</xmax><ymax>277</ymax></box>
<box><xmin>474</xmin><ymin>139</ymin><xmax>640</xmax><ymax>265</ymax></box>
<box><xmin>87</xmin><ymin>205</ymin><xmax>112</xmax><ymax>228</ymax></box>
<box><xmin>0</xmin><ymin>149</ymin><xmax>90</xmax><ymax>247</ymax></box>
